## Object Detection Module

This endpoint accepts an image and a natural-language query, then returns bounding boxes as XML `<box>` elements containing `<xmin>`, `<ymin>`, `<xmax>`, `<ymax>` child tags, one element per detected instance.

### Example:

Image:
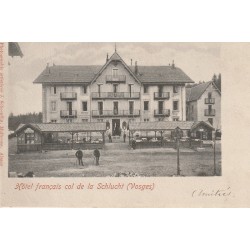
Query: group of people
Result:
<box><xmin>75</xmin><ymin>148</ymin><xmax>100</xmax><ymax>166</ymax></box>
<box><xmin>107</xmin><ymin>128</ymin><xmax>128</xmax><ymax>143</ymax></box>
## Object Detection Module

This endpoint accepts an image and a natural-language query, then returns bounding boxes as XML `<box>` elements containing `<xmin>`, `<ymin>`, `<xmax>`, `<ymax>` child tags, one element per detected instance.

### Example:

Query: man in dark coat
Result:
<box><xmin>93</xmin><ymin>148</ymin><xmax>100</xmax><ymax>166</ymax></box>
<box><xmin>75</xmin><ymin>148</ymin><xmax>84</xmax><ymax>166</ymax></box>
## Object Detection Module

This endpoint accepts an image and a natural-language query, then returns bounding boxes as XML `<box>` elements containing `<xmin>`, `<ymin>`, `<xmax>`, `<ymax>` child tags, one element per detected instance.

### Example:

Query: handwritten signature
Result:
<box><xmin>192</xmin><ymin>187</ymin><xmax>231</xmax><ymax>197</ymax></box>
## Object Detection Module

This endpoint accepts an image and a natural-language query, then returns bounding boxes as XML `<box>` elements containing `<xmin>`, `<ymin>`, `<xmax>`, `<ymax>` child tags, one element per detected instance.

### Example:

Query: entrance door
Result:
<box><xmin>67</xmin><ymin>102</ymin><xmax>72</xmax><ymax>115</ymax></box>
<box><xmin>112</xmin><ymin>119</ymin><xmax>120</xmax><ymax>136</ymax></box>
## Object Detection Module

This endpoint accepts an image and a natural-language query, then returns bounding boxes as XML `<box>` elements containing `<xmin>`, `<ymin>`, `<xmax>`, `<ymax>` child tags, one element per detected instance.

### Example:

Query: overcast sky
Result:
<box><xmin>8</xmin><ymin>42</ymin><xmax>221</xmax><ymax>115</ymax></box>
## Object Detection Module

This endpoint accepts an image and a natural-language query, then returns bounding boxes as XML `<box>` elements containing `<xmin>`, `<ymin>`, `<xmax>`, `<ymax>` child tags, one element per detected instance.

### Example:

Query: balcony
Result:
<box><xmin>92</xmin><ymin>110</ymin><xmax>140</xmax><ymax>117</ymax></box>
<box><xmin>204</xmin><ymin>109</ymin><xmax>216</xmax><ymax>116</ymax></box>
<box><xmin>154</xmin><ymin>92</ymin><xmax>170</xmax><ymax>99</ymax></box>
<box><xmin>60</xmin><ymin>110</ymin><xmax>77</xmax><ymax>118</ymax></box>
<box><xmin>60</xmin><ymin>92</ymin><xmax>77</xmax><ymax>100</ymax></box>
<box><xmin>205</xmin><ymin>98</ymin><xmax>215</xmax><ymax>104</ymax></box>
<box><xmin>106</xmin><ymin>75</ymin><xmax>126</xmax><ymax>83</ymax></box>
<box><xmin>92</xmin><ymin>92</ymin><xmax>140</xmax><ymax>99</ymax></box>
<box><xmin>154</xmin><ymin>109</ymin><xmax>170</xmax><ymax>117</ymax></box>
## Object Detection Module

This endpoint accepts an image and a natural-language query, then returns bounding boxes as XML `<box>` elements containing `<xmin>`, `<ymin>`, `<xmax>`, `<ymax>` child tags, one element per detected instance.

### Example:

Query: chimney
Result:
<box><xmin>131</xmin><ymin>59</ymin><xmax>133</xmax><ymax>66</ymax></box>
<box><xmin>106</xmin><ymin>53</ymin><xmax>109</xmax><ymax>63</ymax></box>
<box><xmin>172</xmin><ymin>60</ymin><xmax>175</xmax><ymax>69</ymax></box>
<box><xmin>135</xmin><ymin>61</ymin><xmax>138</xmax><ymax>75</ymax></box>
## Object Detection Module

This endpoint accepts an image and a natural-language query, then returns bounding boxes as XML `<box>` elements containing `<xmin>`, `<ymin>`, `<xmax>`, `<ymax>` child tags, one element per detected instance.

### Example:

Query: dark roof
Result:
<box><xmin>91</xmin><ymin>52</ymin><xmax>141</xmax><ymax>84</ymax></box>
<box><xmin>129</xmin><ymin>121</ymin><xmax>214</xmax><ymax>131</ymax></box>
<box><xmin>130</xmin><ymin>66</ymin><xmax>194</xmax><ymax>84</ymax></box>
<box><xmin>34</xmin><ymin>65</ymin><xmax>102</xmax><ymax>84</ymax></box>
<box><xmin>15</xmin><ymin>122</ymin><xmax>106</xmax><ymax>133</ymax></box>
<box><xmin>34</xmin><ymin>53</ymin><xmax>194</xmax><ymax>84</ymax></box>
<box><xmin>129</xmin><ymin>121</ymin><xmax>195</xmax><ymax>131</ymax></box>
<box><xmin>186</xmin><ymin>82</ymin><xmax>212</xmax><ymax>102</ymax></box>
<box><xmin>8</xmin><ymin>42</ymin><xmax>23</xmax><ymax>57</ymax></box>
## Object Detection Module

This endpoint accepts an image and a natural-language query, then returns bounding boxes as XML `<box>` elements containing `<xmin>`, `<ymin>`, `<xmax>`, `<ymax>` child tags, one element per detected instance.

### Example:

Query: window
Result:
<box><xmin>51</xmin><ymin>120</ymin><xmax>57</xmax><ymax>123</ymax></box>
<box><xmin>173</xmin><ymin>101</ymin><xmax>179</xmax><ymax>111</ymax></box>
<box><xmin>208</xmin><ymin>105</ymin><xmax>212</xmax><ymax>111</ymax></box>
<box><xmin>98</xmin><ymin>85</ymin><xmax>101</xmax><ymax>95</ymax></box>
<box><xmin>113</xmin><ymin>102</ymin><xmax>118</xmax><ymax>115</ymax></box>
<box><xmin>82</xmin><ymin>85</ymin><xmax>87</xmax><ymax>94</ymax></box>
<box><xmin>144</xmin><ymin>101</ymin><xmax>149</xmax><ymax>111</ymax></box>
<box><xmin>144</xmin><ymin>86</ymin><xmax>148</xmax><ymax>93</ymax></box>
<box><xmin>98</xmin><ymin>102</ymin><xmax>103</xmax><ymax>115</ymax></box>
<box><xmin>112</xmin><ymin>68</ymin><xmax>118</xmax><ymax>76</ymax></box>
<box><xmin>129</xmin><ymin>101</ymin><xmax>134</xmax><ymax>115</ymax></box>
<box><xmin>113</xmin><ymin>84</ymin><xmax>118</xmax><ymax>93</ymax></box>
<box><xmin>82</xmin><ymin>101</ymin><xmax>88</xmax><ymax>111</ymax></box>
<box><xmin>208</xmin><ymin>92</ymin><xmax>212</xmax><ymax>99</ymax></box>
<box><xmin>191</xmin><ymin>105</ymin><xmax>194</xmax><ymax>113</ymax></box>
<box><xmin>25</xmin><ymin>133</ymin><xmax>35</xmax><ymax>144</ymax></box>
<box><xmin>208</xmin><ymin>118</ymin><xmax>213</xmax><ymax>125</ymax></box>
<box><xmin>82</xmin><ymin>119</ymin><xmax>88</xmax><ymax>123</ymax></box>
<box><xmin>51</xmin><ymin>101</ymin><xmax>57</xmax><ymax>112</ymax></box>
<box><xmin>173</xmin><ymin>86</ymin><xmax>178</xmax><ymax>93</ymax></box>
<box><xmin>51</xmin><ymin>86</ymin><xmax>57</xmax><ymax>95</ymax></box>
<box><xmin>144</xmin><ymin>118</ymin><xmax>149</xmax><ymax>122</ymax></box>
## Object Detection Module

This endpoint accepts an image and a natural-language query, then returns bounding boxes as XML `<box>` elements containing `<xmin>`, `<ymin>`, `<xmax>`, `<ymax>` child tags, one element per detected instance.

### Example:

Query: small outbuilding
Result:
<box><xmin>15</xmin><ymin>122</ymin><xmax>107</xmax><ymax>153</ymax></box>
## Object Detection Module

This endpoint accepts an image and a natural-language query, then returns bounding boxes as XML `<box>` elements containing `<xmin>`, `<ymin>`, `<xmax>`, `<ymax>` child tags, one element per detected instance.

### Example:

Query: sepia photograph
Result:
<box><xmin>8</xmin><ymin>42</ymin><xmax>221</xmax><ymax>177</ymax></box>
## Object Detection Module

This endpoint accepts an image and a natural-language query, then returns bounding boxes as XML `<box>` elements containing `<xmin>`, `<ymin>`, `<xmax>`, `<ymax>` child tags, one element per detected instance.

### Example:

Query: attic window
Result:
<box><xmin>112</xmin><ymin>68</ymin><xmax>118</xmax><ymax>76</ymax></box>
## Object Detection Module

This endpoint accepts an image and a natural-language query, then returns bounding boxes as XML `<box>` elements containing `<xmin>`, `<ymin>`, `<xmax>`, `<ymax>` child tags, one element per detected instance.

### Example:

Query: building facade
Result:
<box><xmin>186</xmin><ymin>81</ymin><xmax>221</xmax><ymax>130</ymax></box>
<box><xmin>34</xmin><ymin>51</ymin><xmax>194</xmax><ymax>135</ymax></box>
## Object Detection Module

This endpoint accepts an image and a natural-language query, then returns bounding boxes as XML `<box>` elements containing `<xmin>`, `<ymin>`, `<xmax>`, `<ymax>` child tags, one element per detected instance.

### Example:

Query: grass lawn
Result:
<box><xmin>8</xmin><ymin>139</ymin><xmax>221</xmax><ymax>177</ymax></box>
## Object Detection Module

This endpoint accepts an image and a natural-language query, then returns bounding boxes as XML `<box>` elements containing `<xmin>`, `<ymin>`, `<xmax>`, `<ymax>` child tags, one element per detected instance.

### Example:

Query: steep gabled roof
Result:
<box><xmin>186</xmin><ymin>81</ymin><xmax>220</xmax><ymax>102</ymax></box>
<box><xmin>34</xmin><ymin>65</ymin><xmax>102</xmax><ymax>84</ymax></box>
<box><xmin>91</xmin><ymin>51</ymin><xmax>141</xmax><ymax>84</ymax></box>
<box><xmin>33</xmin><ymin>52</ymin><xmax>194</xmax><ymax>85</ymax></box>
<box><xmin>130</xmin><ymin>66</ymin><xmax>194</xmax><ymax>84</ymax></box>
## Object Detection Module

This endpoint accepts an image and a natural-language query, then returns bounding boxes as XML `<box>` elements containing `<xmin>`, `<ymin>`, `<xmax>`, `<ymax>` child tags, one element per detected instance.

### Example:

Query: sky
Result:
<box><xmin>8</xmin><ymin>42</ymin><xmax>221</xmax><ymax>115</ymax></box>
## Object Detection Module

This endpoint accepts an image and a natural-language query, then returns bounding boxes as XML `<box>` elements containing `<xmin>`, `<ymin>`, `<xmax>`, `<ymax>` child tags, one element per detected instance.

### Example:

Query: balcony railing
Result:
<box><xmin>60</xmin><ymin>92</ymin><xmax>77</xmax><ymax>100</ymax></box>
<box><xmin>60</xmin><ymin>110</ymin><xmax>77</xmax><ymax>118</ymax></box>
<box><xmin>154</xmin><ymin>109</ymin><xmax>171</xmax><ymax>116</ymax></box>
<box><xmin>92</xmin><ymin>92</ymin><xmax>140</xmax><ymax>99</ymax></box>
<box><xmin>204</xmin><ymin>109</ymin><xmax>216</xmax><ymax>116</ymax></box>
<box><xmin>92</xmin><ymin>110</ymin><xmax>140</xmax><ymax>117</ymax></box>
<box><xmin>106</xmin><ymin>75</ymin><xmax>126</xmax><ymax>83</ymax></box>
<box><xmin>154</xmin><ymin>92</ymin><xmax>170</xmax><ymax>99</ymax></box>
<box><xmin>205</xmin><ymin>98</ymin><xmax>215</xmax><ymax>104</ymax></box>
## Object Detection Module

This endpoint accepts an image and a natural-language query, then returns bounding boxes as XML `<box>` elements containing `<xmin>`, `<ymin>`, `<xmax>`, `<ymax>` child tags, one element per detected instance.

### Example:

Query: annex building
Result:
<box><xmin>34</xmin><ymin>50</ymin><xmax>194</xmax><ymax>136</ymax></box>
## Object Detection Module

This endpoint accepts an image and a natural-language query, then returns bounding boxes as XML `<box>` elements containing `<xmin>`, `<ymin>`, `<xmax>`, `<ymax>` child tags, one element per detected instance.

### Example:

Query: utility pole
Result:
<box><xmin>213</xmin><ymin>131</ymin><xmax>216</xmax><ymax>175</ymax></box>
<box><xmin>174</xmin><ymin>127</ymin><xmax>182</xmax><ymax>176</ymax></box>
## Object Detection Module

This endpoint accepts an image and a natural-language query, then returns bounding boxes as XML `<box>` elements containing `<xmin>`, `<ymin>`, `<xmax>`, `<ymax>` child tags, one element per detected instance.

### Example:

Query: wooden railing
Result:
<box><xmin>60</xmin><ymin>92</ymin><xmax>77</xmax><ymax>100</ymax></box>
<box><xmin>205</xmin><ymin>98</ymin><xmax>215</xmax><ymax>104</ymax></box>
<box><xmin>154</xmin><ymin>109</ymin><xmax>171</xmax><ymax>116</ymax></box>
<box><xmin>154</xmin><ymin>92</ymin><xmax>170</xmax><ymax>99</ymax></box>
<box><xmin>106</xmin><ymin>75</ymin><xmax>126</xmax><ymax>83</ymax></box>
<box><xmin>204</xmin><ymin>109</ymin><xmax>216</xmax><ymax>116</ymax></box>
<box><xmin>92</xmin><ymin>110</ymin><xmax>140</xmax><ymax>117</ymax></box>
<box><xmin>92</xmin><ymin>92</ymin><xmax>140</xmax><ymax>99</ymax></box>
<box><xmin>60</xmin><ymin>110</ymin><xmax>77</xmax><ymax>118</ymax></box>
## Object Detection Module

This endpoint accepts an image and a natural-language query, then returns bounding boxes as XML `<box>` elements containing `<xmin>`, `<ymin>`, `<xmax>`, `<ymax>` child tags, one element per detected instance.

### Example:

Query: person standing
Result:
<box><xmin>75</xmin><ymin>148</ymin><xmax>84</xmax><ymax>166</ymax></box>
<box><xmin>93</xmin><ymin>148</ymin><xmax>100</xmax><ymax>166</ymax></box>
<box><xmin>123</xmin><ymin>130</ymin><xmax>126</xmax><ymax>143</ymax></box>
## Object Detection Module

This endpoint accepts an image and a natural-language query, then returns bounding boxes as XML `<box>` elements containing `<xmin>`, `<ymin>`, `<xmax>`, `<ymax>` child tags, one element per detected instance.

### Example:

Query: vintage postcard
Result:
<box><xmin>0</xmin><ymin>42</ymin><xmax>250</xmax><ymax>207</ymax></box>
